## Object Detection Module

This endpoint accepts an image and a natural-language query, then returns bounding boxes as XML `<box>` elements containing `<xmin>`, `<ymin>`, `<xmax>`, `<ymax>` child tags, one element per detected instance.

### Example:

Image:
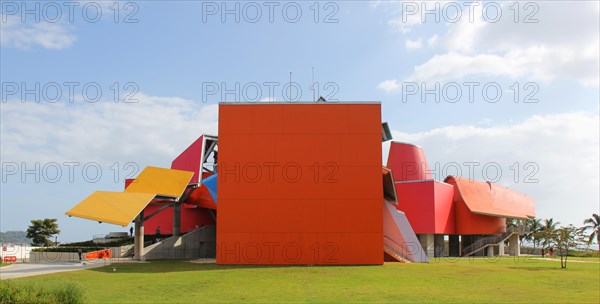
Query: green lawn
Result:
<box><xmin>5</xmin><ymin>257</ymin><xmax>600</xmax><ymax>303</ymax></box>
<box><xmin>0</xmin><ymin>262</ymin><xmax>9</xmax><ymax>267</ymax></box>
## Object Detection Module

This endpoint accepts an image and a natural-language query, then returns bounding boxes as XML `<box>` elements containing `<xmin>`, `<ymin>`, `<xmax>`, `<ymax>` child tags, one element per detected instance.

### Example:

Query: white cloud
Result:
<box><xmin>377</xmin><ymin>79</ymin><xmax>400</xmax><ymax>92</ymax></box>
<box><xmin>383</xmin><ymin>111</ymin><xmax>600</xmax><ymax>226</ymax></box>
<box><xmin>0</xmin><ymin>95</ymin><xmax>219</xmax><ymax>164</ymax></box>
<box><xmin>382</xmin><ymin>2</ymin><xmax>600</xmax><ymax>86</ymax></box>
<box><xmin>369</xmin><ymin>0</ymin><xmax>382</xmax><ymax>9</ymax></box>
<box><xmin>426</xmin><ymin>34</ymin><xmax>438</xmax><ymax>48</ymax></box>
<box><xmin>388</xmin><ymin>12</ymin><xmax>422</xmax><ymax>34</ymax></box>
<box><xmin>0</xmin><ymin>15</ymin><xmax>76</xmax><ymax>50</ymax></box>
<box><xmin>387</xmin><ymin>1</ymin><xmax>452</xmax><ymax>33</ymax></box>
<box><xmin>405</xmin><ymin>38</ymin><xmax>422</xmax><ymax>50</ymax></box>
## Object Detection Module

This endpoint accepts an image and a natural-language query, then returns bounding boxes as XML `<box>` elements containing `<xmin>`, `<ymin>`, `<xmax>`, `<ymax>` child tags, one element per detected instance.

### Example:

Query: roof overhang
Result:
<box><xmin>444</xmin><ymin>176</ymin><xmax>535</xmax><ymax>219</ymax></box>
<box><xmin>66</xmin><ymin>166</ymin><xmax>194</xmax><ymax>226</ymax></box>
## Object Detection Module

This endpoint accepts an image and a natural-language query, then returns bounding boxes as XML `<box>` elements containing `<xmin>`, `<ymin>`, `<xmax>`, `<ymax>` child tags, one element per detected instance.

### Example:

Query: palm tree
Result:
<box><xmin>582</xmin><ymin>214</ymin><xmax>600</xmax><ymax>252</ymax></box>
<box><xmin>544</xmin><ymin>218</ymin><xmax>560</xmax><ymax>230</ymax></box>
<box><xmin>540</xmin><ymin>218</ymin><xmax>560</xmax><ymax>257</ymax></box>
<box><xmin>525</xmin><ymin>218</ymin><xmax>543</xmax><ymax>253</ymax></box>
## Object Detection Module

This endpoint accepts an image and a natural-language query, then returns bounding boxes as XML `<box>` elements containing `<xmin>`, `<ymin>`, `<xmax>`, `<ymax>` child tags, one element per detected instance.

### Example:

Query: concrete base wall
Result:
<box><xmin>114</xmin><ymin>245</ymin><xmax>134</xmax><ymax>258</ymax></box>
<box><xmin>28</xmin><ymin>245</ymin><xmax>134</xmax><ymax>263</ymax></box>
<box><xmin>143</xmin><ymin>225</ymin><xmax>216</xmax><ymax>260</ymax></box>
<box><xmin>434</xmin><ymin>235</ymin><xmax>445</xmax><ymax>257</ymax></box>
<box><xmin>418</xmin><ymin>234</ymin><xmax>434</xmax><ymax>258</ymax></box>
<box><xmin>29</xmin><ymin>252</ymin><xmax>82</xmax><ymax>263</ymax></box>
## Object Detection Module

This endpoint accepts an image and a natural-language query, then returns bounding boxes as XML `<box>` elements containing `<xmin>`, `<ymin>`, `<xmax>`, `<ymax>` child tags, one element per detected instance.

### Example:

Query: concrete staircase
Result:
<box><xmin>143</xmin><ymin>225</ymin><xmax>216</xmax><ymax>260</ymax></box>
<box><xmin>383</xmin><ymin>236</ymin><xmax>409</xmax><ymax>263</ymax></box>
<box><xmin>462</xmin><ymin>231</ymin><xmax>514</xmax><ymax>257</ymax></box>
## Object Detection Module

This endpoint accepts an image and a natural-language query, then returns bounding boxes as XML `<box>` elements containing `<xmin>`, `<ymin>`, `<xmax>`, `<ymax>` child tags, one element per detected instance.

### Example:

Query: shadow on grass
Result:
<box><xmin>87</xmin><ymin>260</ymin><xmax>373</xmax><ymax>274</ymax></box>
<box><xmin>506</xmin><ymin>266</ymin><xmax>560</xmax><ymax>271</ymax></box>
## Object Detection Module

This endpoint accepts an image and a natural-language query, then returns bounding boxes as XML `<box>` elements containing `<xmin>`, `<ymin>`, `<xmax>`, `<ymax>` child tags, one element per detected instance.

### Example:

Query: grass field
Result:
<box><xmin>0</xmin><ymin>262</ymin><xmax>9</xmax><ymax>267</ymax></box>
<box><xmin>5</xmin><ymin>257</ymin><xmax>600</xmax><ymax>303</ymax></box>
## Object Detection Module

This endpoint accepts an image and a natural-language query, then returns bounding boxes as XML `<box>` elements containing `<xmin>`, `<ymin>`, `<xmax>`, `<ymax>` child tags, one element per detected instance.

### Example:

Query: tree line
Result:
<box><xmin>509</xmin><ymin>213</ymin><xmax>600</xmax><ymax>268</ymax></box>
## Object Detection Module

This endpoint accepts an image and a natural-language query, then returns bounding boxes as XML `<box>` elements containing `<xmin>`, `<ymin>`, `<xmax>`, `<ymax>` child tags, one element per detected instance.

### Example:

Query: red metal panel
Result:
<box><xmin>142</xmin><ymin>206</ymin><xmax>215</xmax><ymax>236</ymax></box>
<box><xmin>444</xmin><ymin>176</ymin><xmax>534</xmax><ymax>219</ymax></box>
<box><xmin>186</xmin><ymin>184</ymin><xmax>217</xmax><ymax>210</ymax></box>
<box><xmin>217</xmin><ymin>103</ymin><xmax>383</xmax><ymax>265</ymax></box>
<box><xmin>386</xmin><ymin>142</ymin><xmax>432</xmax><ymax>182</ymax></box>
<box><xmin>490</xmin><ymin>183</ymin><xmax>535</xmax><ymax>218</ymax></box>
<box><xmin>454</xmin><ymin>200</ymin><xmax>506</xmax><ymax>235</ymax></box>
<box><xmin>171</xmin><ymin>135</ymin><xmax>204</xmax><ymax>184</ymax></box>
<box><xmin>395</xmin><ymin>181</ymin><xmax>435</xmax><ymax>234</ymax></box>
<box><xmin>127</xmin><ymin>177</ymin><xmax>215</xmax><ymax>235</ymax></box>
<box><xmin>394</xmin><ymin>180</ymin><xmax>454</xmax><ymax>234</ymax></box>
<box><xmin>433</xmin><ymin>181</ymin><xmax>455</xmax><ymax>233</ymax></box>
<box><xmin>125</xmin><ymin>178</ymin><xmax>134</xmax><ymax>189</ymax></box>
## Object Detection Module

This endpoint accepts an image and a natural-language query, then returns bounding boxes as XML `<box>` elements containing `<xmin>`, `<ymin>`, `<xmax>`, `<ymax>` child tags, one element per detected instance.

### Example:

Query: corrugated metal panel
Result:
<box><xmin>445</xmin><ymin>176</ymin><xmax>534</xmax><ymax>219</ymax></box>
<box><xmin>66</xmin><ymin>191</ymin><xmax>156</xmax><ymax>226</ymax></box>
<box><xmin>125</xmin><ymin>166</ymin><xmax>193</xmax><ymax>198</ymax></box>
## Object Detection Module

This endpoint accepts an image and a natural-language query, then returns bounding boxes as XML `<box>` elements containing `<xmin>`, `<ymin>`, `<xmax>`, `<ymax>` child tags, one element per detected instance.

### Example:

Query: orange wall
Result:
<box><xmin>217</xmin><ymin>103</ymin><xmax>383</xmax><ymax>265</ymax></box>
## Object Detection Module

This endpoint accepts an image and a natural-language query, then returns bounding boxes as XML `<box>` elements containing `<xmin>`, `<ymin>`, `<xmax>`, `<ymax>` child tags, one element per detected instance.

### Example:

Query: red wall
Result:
<box><xmin>217</xmin><ymin>103</ymin><xmax>383</xmax><ymax>265</ymax></box>
<box><xmin>171</xmin><ymin>135</ymin><xmax>204</xmax><ymax>183</ymax></box>
<box><xmin>394</xmin><ymin>180</ymin><xmax>454</xmax><ymax>234</ymax></box>
<box><xmin>125</xmin><ymin>178</ymin><xmax>215</xmax><ymax>235</ymax></box>
<box><xmin>454</xmin><ymin>200</ymin><xmax>506</xmax><ymax>235</ymax></box>
<box><xmin>433</xmin><ymin>182</ymin><xmax>455</xmax><ymax>233</ymax></box>
<box><xmin>142</xmin><ymin>204</ymin><xmax>215</xmax><ymax>235</ymax></box>
<box><xmin>387</xmin><ymin>142</ymin><xmax>432</xmax><ymax>182</ymax></box>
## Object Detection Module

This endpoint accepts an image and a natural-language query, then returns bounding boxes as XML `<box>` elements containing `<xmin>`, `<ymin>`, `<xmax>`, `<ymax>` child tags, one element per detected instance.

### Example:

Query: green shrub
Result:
<box><xmin>0</xmin><ymin>281</ymin><xmax>84</xmax><ymax>304</ymax></box>
<box><xmin>568</xmin><ymin>250</ymin><xmax>600</xmax><ymax>258</ymax></box>
<box><xmin>31</xmin><ymin>247</ymin><xmax>99</xmax><ymax>253</ymax></box>
<box><xmin>60</xmin><ymin>238</ymin><xmax>134</xmax><ymax>248</ymax></box>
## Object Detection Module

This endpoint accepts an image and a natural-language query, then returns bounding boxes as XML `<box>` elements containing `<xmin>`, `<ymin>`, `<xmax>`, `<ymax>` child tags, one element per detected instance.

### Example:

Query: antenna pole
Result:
<box><xmin>289</xmin><ymin>72</ymin><xmax>292</xmax><ymax>102</ymax></box>
<box><xmin>312</xmin><ymin>67</ymin><xmax>315</xmax><ymax>102</ymax></box>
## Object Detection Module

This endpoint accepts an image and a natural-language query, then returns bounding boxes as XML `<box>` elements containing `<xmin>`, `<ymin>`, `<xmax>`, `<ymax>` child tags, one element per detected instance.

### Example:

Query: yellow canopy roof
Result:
<box><xmin>65</xmin><ymin>166</ymin><xmax>195</xmax><ymax>226</ymax></box>
<box><xmin>125</xmin><ymin>166</ymin><xmax>194</xmax><ymax>198</ymax></box>
<box><xmin>65</xmin><ymin>191</ymin><xmax>156</xmax><ymax>226</ymax></box>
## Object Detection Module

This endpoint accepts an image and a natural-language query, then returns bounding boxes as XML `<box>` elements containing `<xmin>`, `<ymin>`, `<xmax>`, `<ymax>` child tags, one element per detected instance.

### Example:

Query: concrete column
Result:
<box><xmin>134</xmin><ymin>212</ymin><xmax>145</xmax><ymax>261</ymax></box>
<box><xmin>449</xmin><ymin>235</ymin><xmax>460</xmax><ymax>257</ymax></box>
<box><xmin>487</xmin><ymin>246</ymin><xmax>494</xmax><ymax>257</ymax></box>
<box><xmin>173</xmin><ymin>202</ymin><xmax>181</xmax><ymax>237</ymax></box>
<box><xmin>499</xmin><ymin>241</ymin><xmax>505</xmax><ymax>256</ymax></box>
<box><xmin>508</xmin><ymin>234</ymin><xmax>520</xmax><ymax>256</ymax></box>
<box><xmin>419</xmin><ymin>234</ymin><xmax>435</xmax><ymax>258</ymax></box>
<box><xmin>434</xmin><ymin>234</ymin><xmax>445</xmax><ymax>257</ymax></box>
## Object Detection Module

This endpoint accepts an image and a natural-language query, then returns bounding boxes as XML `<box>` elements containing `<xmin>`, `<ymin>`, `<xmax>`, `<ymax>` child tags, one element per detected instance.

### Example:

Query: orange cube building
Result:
<box><xmin>217</xmin><ymin>103</ymin><xmax>383</xmax><ymax>265</ymax></box>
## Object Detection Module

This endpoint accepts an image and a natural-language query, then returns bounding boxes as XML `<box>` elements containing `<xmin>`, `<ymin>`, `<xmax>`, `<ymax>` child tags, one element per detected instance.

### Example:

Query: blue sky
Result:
<box><xmin>1</xmin><ymin>1</ymin><xmax>598</xmax><ymax>242</ymax></box>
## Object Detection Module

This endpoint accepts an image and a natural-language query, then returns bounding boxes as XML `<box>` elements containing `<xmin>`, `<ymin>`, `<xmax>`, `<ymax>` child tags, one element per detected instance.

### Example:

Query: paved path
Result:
<box><xmin>531</xmin><ymin>257</ymin><xmax>600</xmax><ymax>264</ymax></box>
<box><xmin>0</xmin><ymin>261</ymin><xmax>108</xmax><ymax>280</ymax></box>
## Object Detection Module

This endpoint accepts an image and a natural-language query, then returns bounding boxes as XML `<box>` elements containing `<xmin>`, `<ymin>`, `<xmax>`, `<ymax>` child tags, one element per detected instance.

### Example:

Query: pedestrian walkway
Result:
<box><xmin>0</xmin><ymin>261</ymin><xmax>106</xmax><ymax>279</ymax></box>
<box><xmin>531</xmin><ymin>257</ymin><xmax>600</xmax><ymax>264</ymax></box>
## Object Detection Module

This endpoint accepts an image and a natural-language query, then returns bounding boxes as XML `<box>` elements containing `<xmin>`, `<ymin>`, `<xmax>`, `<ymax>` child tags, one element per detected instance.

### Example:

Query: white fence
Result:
<box><xmin>1</xmin><ymin>243</ymin><xmax>37</xmax><ymax>262</ymax></box>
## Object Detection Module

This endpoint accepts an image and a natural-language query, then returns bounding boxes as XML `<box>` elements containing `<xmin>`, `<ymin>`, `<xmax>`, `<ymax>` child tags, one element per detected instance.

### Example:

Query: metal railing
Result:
<box><xmin>383</xmin><ymin>236</ymin><xmax>409</xmax><ymax>263</ymax></box>
<box><xmin>462</xmin><ymin>231</ymin><xmax>514</xmax><ymax>257</ymax></box>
